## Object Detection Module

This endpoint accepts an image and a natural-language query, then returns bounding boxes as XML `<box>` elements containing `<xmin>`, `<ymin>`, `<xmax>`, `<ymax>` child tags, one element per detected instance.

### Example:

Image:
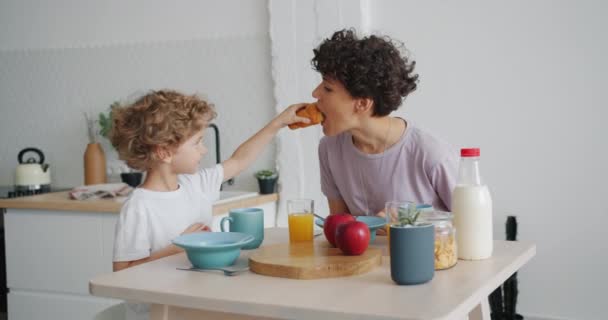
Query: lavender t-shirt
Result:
<box><xmin>318</xmin><ymin>120</ymin><xmax>458</xmax><ymax>214</ymax></box>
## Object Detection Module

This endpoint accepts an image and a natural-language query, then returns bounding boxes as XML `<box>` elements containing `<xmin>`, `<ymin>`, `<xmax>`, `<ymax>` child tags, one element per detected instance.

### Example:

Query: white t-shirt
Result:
<box><xmin>113</xmin><ymin>165</ymin><xmax>223</xmax><ymax>320</ymax></box>
<box><xmin>113</xmin><ymin>164</ymin><xmax>224</xmax><ymax>262</ymax></box>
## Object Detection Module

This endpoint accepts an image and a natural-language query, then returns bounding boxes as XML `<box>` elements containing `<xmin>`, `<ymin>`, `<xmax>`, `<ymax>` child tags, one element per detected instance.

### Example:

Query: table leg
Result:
<box><xmin>468</xmin><ymin>299</ymin><xmax>491</xmax><ymax>320</ymax></box>
<box><xmin>150</xmin><ymin>304</ymin><xmax>168</xmax><ymax>320</ymax></box>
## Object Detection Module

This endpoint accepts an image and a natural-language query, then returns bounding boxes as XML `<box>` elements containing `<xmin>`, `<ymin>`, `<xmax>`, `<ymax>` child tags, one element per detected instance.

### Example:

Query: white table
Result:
<box><xmin>90</xmin><ymin>228</ymin><xmax>535</xmax><ymax>320</ymax></box>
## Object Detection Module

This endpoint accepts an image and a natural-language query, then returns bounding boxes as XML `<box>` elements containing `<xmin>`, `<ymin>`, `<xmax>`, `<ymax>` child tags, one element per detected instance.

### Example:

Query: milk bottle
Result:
<box><xmin>452</xmin><ymin>148</ymin><xmax>493</xmax><ymax>260</ymax></box>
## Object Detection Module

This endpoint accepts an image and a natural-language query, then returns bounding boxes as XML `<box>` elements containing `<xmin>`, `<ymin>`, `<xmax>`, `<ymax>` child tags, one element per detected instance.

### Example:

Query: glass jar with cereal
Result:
<box><xmin>420</xmin><ymin>210</ymin><xmax>458</xmax><ymax>270</ymax></box>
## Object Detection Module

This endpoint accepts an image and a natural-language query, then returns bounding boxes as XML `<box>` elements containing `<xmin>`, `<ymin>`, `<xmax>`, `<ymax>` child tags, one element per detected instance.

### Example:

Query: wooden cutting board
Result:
<box><xmin>249</xmin><ymin>240</ymin><xmax>382</xmax><ymax>279</ymax></box>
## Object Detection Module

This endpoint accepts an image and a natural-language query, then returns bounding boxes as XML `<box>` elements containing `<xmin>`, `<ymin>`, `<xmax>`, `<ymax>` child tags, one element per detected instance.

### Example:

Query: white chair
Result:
<box><xmin>94</xmin><ymin>302</ymin><xmax>126</xmax><ymax>320</ymax></box>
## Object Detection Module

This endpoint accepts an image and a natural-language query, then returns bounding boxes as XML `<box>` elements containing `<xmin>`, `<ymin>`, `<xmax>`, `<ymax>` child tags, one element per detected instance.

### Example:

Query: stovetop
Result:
<box><xmin>0</xmin><ymin>186</ymin><xmax>69</xmax><ymax>199</ymax></box>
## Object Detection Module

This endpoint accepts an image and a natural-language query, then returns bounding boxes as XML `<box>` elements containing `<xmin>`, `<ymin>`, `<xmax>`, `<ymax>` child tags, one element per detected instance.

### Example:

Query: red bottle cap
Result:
<box><xmin>461</xmin><ymin>148</ymin><xmax>480</xmax><ymax>157</ymax></box>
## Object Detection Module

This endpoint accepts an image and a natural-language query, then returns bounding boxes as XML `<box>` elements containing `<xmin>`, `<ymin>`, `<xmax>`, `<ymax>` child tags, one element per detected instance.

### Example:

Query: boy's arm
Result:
<box><xmin>113</xmin><ymin>222</ymin><xmax>210</xmax><ymax>272</ymax></box>
<box><xmin>113</xmin><ymin>244</ymin><xmax>182</xmax><ymax>272</ymax></box>
<box><xmin>222</xmin><ymin>103</ymin><xmax>309</xmax><ymax>181</ymax></box>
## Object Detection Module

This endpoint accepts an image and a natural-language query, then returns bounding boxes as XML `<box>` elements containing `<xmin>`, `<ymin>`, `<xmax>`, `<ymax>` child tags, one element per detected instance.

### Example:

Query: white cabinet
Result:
<box><xmin>4</xmin><ymin>209</ymin><xmax>122</xmax><ymax>320</ymax></box>
<box><xmin>4</xmin><ymin>199</ymin><xmax>277</xmax><ymax>320</ymax></box>
<box><xmin>8</xmin><ymin>290</ymin><xmax>121</xmax><ymax>320</ymax></box>
<box><xmin>5</xmin><ymin>210</ymin><xmax>116</xmax><ymax>295</ymax></box>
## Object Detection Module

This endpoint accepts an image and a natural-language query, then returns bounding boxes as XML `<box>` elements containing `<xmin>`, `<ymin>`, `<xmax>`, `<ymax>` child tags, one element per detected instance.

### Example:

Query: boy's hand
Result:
<box><xmin>181</xmin><ymin>223</ymin><xmax>211</xmax><ymax>235</ymax></box>
<box><xmin>274</xmin><ymin>103</ymin><xmax>311</xmax><ymax>128</ymax></box>
<box><xmin>222</xmin><ymin>103</ymin><xmax>311</xmax><ymax>182</ymax></box>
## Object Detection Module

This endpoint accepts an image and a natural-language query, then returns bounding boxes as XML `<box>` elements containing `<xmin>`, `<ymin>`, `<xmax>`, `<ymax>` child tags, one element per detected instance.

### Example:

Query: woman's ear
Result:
<box><xmin>354</xmin><ymin>98</ymin><xmax>374</xmax><ymax>115</ymax></box>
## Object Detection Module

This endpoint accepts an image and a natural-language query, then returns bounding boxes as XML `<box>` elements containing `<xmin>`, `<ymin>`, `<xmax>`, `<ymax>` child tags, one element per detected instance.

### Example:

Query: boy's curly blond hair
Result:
<box><xmin>110</xmin><ymin>90</ymin><xmax>216</xmax><ymax>171</ymax></box>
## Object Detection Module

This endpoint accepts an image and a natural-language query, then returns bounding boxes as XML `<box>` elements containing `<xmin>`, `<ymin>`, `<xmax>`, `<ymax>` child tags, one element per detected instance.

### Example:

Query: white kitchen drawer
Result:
<box><xmin>4</xmin><ymin>209</ymin><xmax>117</xmax><ymax>295</ymax></box>
<box><xmin>8</xmin><ymin>290</ymin><xmax>122</xmax><ymax>320</ymax></box>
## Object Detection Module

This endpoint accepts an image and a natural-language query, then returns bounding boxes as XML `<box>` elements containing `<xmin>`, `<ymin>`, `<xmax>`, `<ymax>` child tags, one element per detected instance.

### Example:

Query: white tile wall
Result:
<box><xmin>0</xmin><ymin>2</ymin><xmax>276</xmax><ymax>191</ymax></box>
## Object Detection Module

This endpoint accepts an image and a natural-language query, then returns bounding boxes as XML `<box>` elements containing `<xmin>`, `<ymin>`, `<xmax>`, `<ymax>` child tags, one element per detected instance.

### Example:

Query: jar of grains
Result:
<box><xmin>419</xmin><ymin>210</ymin><xmax>458</xmax><ymax>270</ymax></box>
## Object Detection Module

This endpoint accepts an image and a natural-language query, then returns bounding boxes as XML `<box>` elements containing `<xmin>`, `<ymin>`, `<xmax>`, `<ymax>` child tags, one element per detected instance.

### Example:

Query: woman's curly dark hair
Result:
<box><xmin>312</xmin><ymin>29</ymin><xmax>418</xmax><ymax>117</ymax></box>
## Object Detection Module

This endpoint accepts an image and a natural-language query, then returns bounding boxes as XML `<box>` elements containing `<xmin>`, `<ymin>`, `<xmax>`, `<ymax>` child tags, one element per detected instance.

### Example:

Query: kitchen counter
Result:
<box><xmin>2</xmin><ymin>190</ymin><xmax>280</xmax><ymax>320</ymax></box>
<box><xmin>90</xmin><ymin>228</ymin><xmax>536</xmax><ymax>320</ymax></box>
<box><xmin>0</xmin><ymin>191</ymin><xmax>278</xmax><ymax>215</ymax></box>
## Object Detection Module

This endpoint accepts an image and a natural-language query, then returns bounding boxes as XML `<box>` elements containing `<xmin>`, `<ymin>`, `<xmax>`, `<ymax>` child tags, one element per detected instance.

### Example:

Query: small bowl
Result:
<box><xmin>315</xmin><ymin>215</ymin><xmax>386</xmax><ymax>243</ymax></box>
<box><xmin>417</xmin><ymin>204</ymin><xmax>433</xmax><ymax>211</ymax></box>
<box><xmin>172</xmin><ymin>232</ymin><xmax>254</xmax><ymax>269</ymax></box>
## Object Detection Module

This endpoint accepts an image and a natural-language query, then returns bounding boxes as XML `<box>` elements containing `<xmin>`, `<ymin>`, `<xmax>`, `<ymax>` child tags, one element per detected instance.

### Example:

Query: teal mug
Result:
<box><xmin>390</xmin><ymin>223</ymin><xmax>435</xmax><ymax>285</ymax></box>
<box><xmin>220</xmin><ymin>208</ymin><xmax>264</xmax><ymax>250</ymax></box>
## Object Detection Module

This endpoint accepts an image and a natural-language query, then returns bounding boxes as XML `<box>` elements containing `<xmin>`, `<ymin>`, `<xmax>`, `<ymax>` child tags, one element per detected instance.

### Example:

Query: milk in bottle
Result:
<box><xmin>452</xmin><ymin>148</ymin><xmax>493</xmax><ymax>260</ymax></box>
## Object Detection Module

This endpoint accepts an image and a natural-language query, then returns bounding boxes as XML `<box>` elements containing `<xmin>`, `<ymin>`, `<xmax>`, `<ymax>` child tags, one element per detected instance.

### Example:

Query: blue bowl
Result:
<box><xmin>417</xmin><ymin>204</ymin><xmax>433</xmax><ymax>211</ymax></box>
<box><xmin>315</xmin><ymin>215</ymin><xmax>385</xmax><ymax>243</ymax></box>
<box><xmin>172</xmin><ymin>232</ymin><xmax>254</xmax><ymax>269</ymax></box>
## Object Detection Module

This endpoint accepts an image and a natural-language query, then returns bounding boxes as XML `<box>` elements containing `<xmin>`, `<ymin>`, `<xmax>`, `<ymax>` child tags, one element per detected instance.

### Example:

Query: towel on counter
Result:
<box><xmin>69</xmin><ymin>183</ymin><xmax>133</xmax><ymax>201</ymax></box>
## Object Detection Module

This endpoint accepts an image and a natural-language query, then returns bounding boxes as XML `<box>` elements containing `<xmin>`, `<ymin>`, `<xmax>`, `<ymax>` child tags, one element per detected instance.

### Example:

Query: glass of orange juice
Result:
<box><xmin>385</xmin><ymin>201</ymin><xmax>414</xmax><ymax>247</ymax></box>
<box><xmin>287</xmin><ymin>199</ymin><xmax>314</xmax><ymax>242</ymax></box>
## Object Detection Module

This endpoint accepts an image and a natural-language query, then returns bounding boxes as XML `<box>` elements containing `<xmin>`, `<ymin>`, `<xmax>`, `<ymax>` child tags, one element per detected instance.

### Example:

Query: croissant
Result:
<box><xmin>288</xmin><ymin>103</ymin><xmax>324</xmax><ymax>130</ymax></box>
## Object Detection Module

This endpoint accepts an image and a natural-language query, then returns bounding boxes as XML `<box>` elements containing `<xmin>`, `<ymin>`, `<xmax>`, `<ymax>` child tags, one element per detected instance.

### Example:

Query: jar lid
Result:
<box><xmin>419</xmin><ymin>210</ymin><xmax>454</xmax><ymax>233</ymax></box>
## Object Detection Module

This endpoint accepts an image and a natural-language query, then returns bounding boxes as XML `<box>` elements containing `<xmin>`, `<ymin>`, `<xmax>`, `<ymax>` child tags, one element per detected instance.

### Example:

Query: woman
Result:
<box><xmin>312</xmin><ymin>29</ymin><xmax>458</xmax><ymax>217</ymax></box>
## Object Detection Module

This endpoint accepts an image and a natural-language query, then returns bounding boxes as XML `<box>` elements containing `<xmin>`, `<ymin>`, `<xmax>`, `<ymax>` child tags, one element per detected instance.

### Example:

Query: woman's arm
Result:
<box><xmin>328</xmin><ymin>198</ymin><xmax>350</xmax><ymax>215</ymax></box>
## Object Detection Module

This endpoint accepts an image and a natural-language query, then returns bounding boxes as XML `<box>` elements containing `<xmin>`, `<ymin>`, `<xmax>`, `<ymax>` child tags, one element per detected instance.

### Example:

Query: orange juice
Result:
<box><xmin>288</xmin><ymin>213</ymin><xmax>314</xmax><ymax>242</ymax></box>
<box><xmin>386</xmin><ymin>224</ymin><xmax>391</xmax><ymax>249</ymax></box>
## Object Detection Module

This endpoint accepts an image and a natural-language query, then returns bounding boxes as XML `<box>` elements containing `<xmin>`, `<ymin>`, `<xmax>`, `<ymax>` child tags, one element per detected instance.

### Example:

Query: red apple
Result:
<box><xmin>323</xmin><ymin>213</ymin><xmax>356</xmax><ymax>247</ymax></box>
<box><xmin>335</xmin><ymin>221</ymin><xmax>370</xmax><ymax>255</ymax></box>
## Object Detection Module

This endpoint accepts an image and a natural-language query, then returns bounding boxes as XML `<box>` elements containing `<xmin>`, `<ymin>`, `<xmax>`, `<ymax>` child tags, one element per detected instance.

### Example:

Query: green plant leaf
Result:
<box><xmin>396</xmin><ymin>203</ymin><xmax>421</xmax><ymax>227</ymax></box>
<box><xmin>98</xmin><ymin>110</ymin><xmax>113</xmax><ymax>138</ymax></box>
<box><xmin>255</xmin><ymin>169</ymin><xmax>277</xmax><ymax>179</ymax></box>
<box><xmin>412</xmin><ymin>211</ymin><xmax>420</xmax><ymax>224</ymax></box>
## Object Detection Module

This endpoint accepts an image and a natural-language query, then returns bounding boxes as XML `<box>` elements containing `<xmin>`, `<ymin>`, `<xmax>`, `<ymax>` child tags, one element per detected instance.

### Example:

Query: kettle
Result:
<box><xmin>15</xmin><ymin>147</ymin><xmax>51</xmax><ymax>192</ymax></box>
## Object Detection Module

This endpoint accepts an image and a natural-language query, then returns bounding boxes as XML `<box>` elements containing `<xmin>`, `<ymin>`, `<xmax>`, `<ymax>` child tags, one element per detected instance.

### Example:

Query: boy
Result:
<box><xmin>111</xmin><ymin>89</ymin><xmax>308</xmax><ymax>272</ymax></box>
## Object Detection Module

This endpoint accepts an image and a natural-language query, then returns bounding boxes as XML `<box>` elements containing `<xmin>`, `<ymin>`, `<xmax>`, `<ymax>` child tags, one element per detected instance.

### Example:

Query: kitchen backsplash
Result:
<box><xmin>0</xmin><ymin>35</ymin><xmax>276</xmax><ymax>191</ymax></box>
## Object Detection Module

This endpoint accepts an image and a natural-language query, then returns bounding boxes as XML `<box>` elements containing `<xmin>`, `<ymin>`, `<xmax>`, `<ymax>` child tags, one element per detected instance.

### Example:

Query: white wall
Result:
<box><xmin>271</xmin><ymin>1</ymin><xmax>606</xmax><ymax>319</ymax></box>
<box><xmin>2</xmin><ymin>1</ymin><xmax>605</xmax><ymax>319</ymax></box>
<box><xmin>0</xmin><ymin>0</ymin><xmax>275</xmax><ymax>191</ymax></box>
<box><xmin>269</xmin><ymin>0</ymin><xmax>369</xmax><ymax>226</ymax></box>
<box><xmin>370</xmin><ymin>1</ymin><xmax>606</xmax><ymax>320</ymax></box>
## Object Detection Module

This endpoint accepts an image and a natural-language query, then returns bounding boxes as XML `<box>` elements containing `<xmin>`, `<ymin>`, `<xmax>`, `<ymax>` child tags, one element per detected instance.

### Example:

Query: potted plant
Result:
<box><xmin>99</xmin><ymin>102</ymin><xmax>143</xmax><ymax>187</ymax></box>
<box><xmin>255</xmin><ymin>169</ymin><xmax>278</xmax><ymax>194</ymax></box>
<box><xmin>98</xmin><ymin>101</ymin><xmax>119</xmax><ymax>139</ymax></box>
<box><xmin>388</xmin><ymin>202</ymin><xmax>435</xmax><ymax>285</ymax></box>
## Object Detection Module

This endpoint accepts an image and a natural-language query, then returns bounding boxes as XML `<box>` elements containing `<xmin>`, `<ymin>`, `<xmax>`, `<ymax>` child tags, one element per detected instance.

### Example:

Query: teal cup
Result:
<box><xmin>220</xmin><ymin>208</ymin><xmax>264</xmax><ymax>250</ymax></box>
<box><xmin>390</xmin><ymin>223</ymin><xmax>435</xmax><ymax>285</ymax></box>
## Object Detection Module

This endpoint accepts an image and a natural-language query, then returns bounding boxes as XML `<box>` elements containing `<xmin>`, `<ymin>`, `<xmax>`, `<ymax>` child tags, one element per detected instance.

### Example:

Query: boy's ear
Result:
<box><xmin>354</xmin><ymin>97</ymin><xmax>374</xmax><ymax>115</ymax></box>
<box><xmin>154</xmin><ymin>146</ymin><xmax>173</xmax><ymax>163</ymax></box>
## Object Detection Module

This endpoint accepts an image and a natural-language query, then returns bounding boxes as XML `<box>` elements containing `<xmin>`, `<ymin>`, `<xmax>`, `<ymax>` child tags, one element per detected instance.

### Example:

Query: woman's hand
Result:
<box><xmin>375</xmin><ymin>210</ymin><xmax>387</xmax><ymax>236</ymax></box>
